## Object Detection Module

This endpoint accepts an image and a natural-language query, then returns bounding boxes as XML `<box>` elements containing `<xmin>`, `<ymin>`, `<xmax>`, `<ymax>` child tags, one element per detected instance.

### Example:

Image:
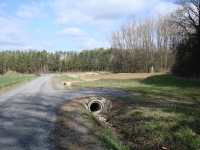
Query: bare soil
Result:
<box><xmin>77</xmin><ymin>72</ymin><xmax>166</xmax><ymax>81</ymax></box>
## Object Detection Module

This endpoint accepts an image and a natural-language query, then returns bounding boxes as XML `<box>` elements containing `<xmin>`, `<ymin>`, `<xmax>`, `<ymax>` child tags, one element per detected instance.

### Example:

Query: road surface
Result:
<box><xmin>0</xmin><ymin>75</ymin><xmax>132</xmax><ymax>150</ymax></box>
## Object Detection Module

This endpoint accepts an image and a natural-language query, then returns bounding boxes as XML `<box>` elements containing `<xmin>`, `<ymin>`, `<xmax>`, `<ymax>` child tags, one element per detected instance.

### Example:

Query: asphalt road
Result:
<box><xmin>0</xmin><ymin>75</ymin><xmax>132</xmax><ymax>150</ymax></box>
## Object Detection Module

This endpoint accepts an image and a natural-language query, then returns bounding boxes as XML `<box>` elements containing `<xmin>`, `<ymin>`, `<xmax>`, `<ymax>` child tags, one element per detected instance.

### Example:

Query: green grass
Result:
<box><xmin>112</xmin><ymin>104</ymin><xmax>200</xmax><ymax>149</ymax></box>
<box><xmin>81</xmin><ymin>108</ymin><xmax>130</xmax><ymax>150</ymax></box>
<box><xmin>0</xmin><ymin>77</ymin><xmax>26</xmax><ymax>84</ymax></box>
<box><xmin>73</xmin><ymin>74</ymin><xmax>200</xmax><ymax>103</ymax></box>
<box><xmin>0</xmin><ymin>76</ymin><xmax>37</xmax><ymax>92</ymax></box>
<box><xmin>74</xmin><ymin>74</ymin><xmax>200</xmax><ymax>149</ymax></box>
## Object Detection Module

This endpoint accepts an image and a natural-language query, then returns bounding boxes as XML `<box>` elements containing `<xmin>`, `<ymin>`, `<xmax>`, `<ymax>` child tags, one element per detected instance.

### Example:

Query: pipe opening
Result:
<box><xmin>88</xmin><ymin>100</ymin><xmax>104</xmax><ymax>113</ymax></box>
<box><xmin>63</xmin><ymin>82</ymin><xmax>66</xmax><ymax>85</ymax></box>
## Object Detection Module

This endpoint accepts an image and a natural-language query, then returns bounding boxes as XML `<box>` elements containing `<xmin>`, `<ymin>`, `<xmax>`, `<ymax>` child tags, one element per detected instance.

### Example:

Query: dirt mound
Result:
<box><xmin>2</xmin><ymin>71</ymin><xmax>23</xmax><ymax>78</ymax></box>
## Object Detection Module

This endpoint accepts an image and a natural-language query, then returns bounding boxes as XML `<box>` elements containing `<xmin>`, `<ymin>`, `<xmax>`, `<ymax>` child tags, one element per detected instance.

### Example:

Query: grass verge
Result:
<box><xmin>0</xmin><ymin>76</ymin><xmax>37</xmax><ymax>95</ymax></box>
<box><xmin>81</xmin><ymin>108</ymin><xmax>130</xmax><ymax>150</ymax></box>
<box><xmin>107</xmin><ymin>99</ymin><xmax>200</xmax><ymax>149</ymax></box>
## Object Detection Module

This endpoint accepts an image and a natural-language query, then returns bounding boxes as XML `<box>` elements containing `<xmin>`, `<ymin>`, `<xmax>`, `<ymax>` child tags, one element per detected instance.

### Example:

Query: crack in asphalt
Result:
<box><xmin>0</xmin><ymin>75</ymin><xmax>132</xmax><ymax>150</ymax></box>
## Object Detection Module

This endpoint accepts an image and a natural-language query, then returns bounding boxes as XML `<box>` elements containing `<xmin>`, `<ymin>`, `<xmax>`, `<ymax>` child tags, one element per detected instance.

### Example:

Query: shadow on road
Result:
<box><xmin>0</xmin><ymin>87</ymin><xmax>132</xmax><ymax>150</ymax></box>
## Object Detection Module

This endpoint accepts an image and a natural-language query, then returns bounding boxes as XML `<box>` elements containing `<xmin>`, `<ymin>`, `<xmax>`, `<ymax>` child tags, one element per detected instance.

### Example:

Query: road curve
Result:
<box><xmin>0</xmin><ymin>75</ymin><xmax>132</xmax><ymax>150</ymax></box>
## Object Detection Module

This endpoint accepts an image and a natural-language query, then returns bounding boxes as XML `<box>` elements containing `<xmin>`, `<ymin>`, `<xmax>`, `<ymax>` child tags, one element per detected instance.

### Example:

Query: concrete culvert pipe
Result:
<box><xmin>88</xmin><ymin>100</ymin><xmax>104</xmax><ymax>113</ymax></box>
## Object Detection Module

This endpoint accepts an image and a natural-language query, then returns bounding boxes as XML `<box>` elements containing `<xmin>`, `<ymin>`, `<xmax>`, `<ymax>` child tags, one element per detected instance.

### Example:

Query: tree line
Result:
<box><xmin>0</xmin><ymin>14</ymin><xmax>176</xmax><ymax>74</ymax></box>
<box><xmin>0</xmin><ymin>48</ymin><xmax>111</xmax><ymax>74</ymax></box>
<box><xmin>109</xmin><ymin>0</ymin><xmax>199</xmax><ymax>78</ymax></box>
<box><xmin>109</xmin><ymin>14</ymin><xmax>176</xmax><ymax>73</ymax></box>
<box><xmin>0</xmin><ymin>0</ymin><xmax>199</xmax><ymax>79</ymax></box>
<box><xmin>0</xmin><ymin>45</ymin><xmax>173</xmax><ymax>74</ymax></box>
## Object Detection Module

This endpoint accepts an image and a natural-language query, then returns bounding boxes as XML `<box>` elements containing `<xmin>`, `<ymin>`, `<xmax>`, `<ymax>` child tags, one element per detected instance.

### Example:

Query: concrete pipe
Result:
<box><xmin>62</xmin><ymin>82</ymin><xmax>67</xmax><ymax>85</ymax></box>
<box><xmin>88</xmin><ymin>100</ymin><xmax>104</xmax><ymax>113</ymax></box>
<box><xmin>80</xmin><ymin>97</ymin><xmax>112</xmax><ymax>114</ymax></box>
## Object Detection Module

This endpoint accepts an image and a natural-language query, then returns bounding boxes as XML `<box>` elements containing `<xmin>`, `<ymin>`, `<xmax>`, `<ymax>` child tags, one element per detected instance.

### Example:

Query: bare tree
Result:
<box><xmin>172</xmin><ymin>0</ymin><xmax>199</xmax><ymax>41</ymax></box>
<box><xmin>155</xmin><ymin>14</ymin><xmax>177</xmax><ymax>71</ymax></box>
<box><xmin>108</xmin><ymin>14</ymin><xmax>177</xmax><ymax>73</ymax></box>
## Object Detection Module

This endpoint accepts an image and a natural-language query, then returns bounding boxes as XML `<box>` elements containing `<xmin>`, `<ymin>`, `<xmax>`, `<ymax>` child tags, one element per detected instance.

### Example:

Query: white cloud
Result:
<box><xmin>18</xmin><ymin>40</ymin><xmax>52</xmax><ymax>51</ymax></box>
<box><xmin>49</xmin><ymin>0</ymin><xmax>180</xmax><ymax>51</ymax></box>
<box><xmin>150</xmin><ymin>1</ymin><xmax>179</xmax><ymax>16</ymax></box>
<box><xmin>42</xmin><ymin>40</ymin><xmax>52</xmax><ymax>47</ymax></box>
<box><xmin>0</xmin><ymin>2</ymin><xmax>7</xmax><ymax>15</ymax></box>
<box><xmin>80</xmin><ymin>0</ymin><xmax>157</xmax><ymax>19</ymax></box>
<box><xmin>0</xmin><ymin>3</ymin><xmax>6</xmax><ymax>7</ymax></box>
<box><xmin>51</xmin><ymin>0</ymin><xmax>180</xmax><ymax>26</ymax></box>
<box><xmin>34</xmin><ymin>28</ymin><xmax>43</xmax><ymax>33</ymax></box>
<box><xmin>54</xmin><ymin>28</ymin><xmax>86</xmax><ymax>37</ymax></box>
<box><xmin>53</xmin><ymin>38</ymin><xmax>66</xmax><ymax>45</ymax></box>
<box><xmin>0</xmin><ymin>0</ymin><xmax>180</xmax><ymax>51</ymax></box>
<box><xmin>0</xmin><ymin>17</ymin><xmax>30</xmax><ymax>46</ymax></box>
<box><xmin>15</xmin><ymin>2</ymin><xmax>48</xmax><ymax>18</ymax></box>
<box><xmin>0</xmin><ymin>9</ymin><xmax>4</xmax><ymax>15</ymax></box>
<box><xmin>54</xmin><ymin>27</ymin><xmax>109</xmax><ymax>50</ymax></box>
<box><xmin>52</xmin><ymin>0</ymin><xmax>165</xmax><ymax>26</ymax></box>
<box><xmin>71</xmin><ymin>36</ymin><xmax>110</xmax><ymax>50</ymax></box>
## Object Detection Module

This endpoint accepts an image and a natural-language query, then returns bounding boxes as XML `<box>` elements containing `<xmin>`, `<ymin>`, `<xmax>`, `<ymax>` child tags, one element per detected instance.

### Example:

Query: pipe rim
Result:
<box><xmin>88</xmin><ymin>100</ymin><xmax>104</xmax><ymax>113</ymax></box>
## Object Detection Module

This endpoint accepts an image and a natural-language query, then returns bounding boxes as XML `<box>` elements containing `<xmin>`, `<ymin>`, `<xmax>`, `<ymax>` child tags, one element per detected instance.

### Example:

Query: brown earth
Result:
<box><xmin>77</xmin><ymin>72</ymin><xmax>166</xmax><ymax>81</ymax></box>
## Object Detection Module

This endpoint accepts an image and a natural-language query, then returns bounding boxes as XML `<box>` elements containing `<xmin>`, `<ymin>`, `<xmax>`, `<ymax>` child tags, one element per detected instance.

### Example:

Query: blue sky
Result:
<box><xmin>0</xmin><ymin>0</ymin><xmax>178</xmax><ymax>52</ymax></box>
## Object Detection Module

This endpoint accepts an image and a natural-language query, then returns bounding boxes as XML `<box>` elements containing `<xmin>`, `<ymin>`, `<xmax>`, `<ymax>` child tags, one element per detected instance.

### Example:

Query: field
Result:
<box><xmin>57</xmin><ymin>72</ymin><xmax>200</xmax><ymax>150</ymax></box>
<box><xmin>0</xmin><ymin>71</ymin><xmax>37</xmax><ymax>95</ymax></box>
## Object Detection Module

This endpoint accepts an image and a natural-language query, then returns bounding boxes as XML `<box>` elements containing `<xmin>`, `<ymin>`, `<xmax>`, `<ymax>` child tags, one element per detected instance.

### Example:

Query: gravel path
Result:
<box><xmin>0</xmin><ymin>75</ymin><xmax>132</xmax><ymax>150</ymax></box>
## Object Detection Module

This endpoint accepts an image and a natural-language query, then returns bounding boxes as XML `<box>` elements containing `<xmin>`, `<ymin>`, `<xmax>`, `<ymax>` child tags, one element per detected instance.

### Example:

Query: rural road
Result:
<box><xmin>0</xmin><ymin>75</ymin><xmax>132</xmax><ymax>150</ymax></box>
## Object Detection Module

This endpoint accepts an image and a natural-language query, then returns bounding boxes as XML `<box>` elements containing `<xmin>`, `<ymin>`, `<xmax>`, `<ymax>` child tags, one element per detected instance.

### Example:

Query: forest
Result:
<box><xmin>0</xmin><ymin>0</ymin><xmax>199</xmax><ymax>79</ymax></box>
<box><xmin>0</xmin><ymin>48</ymin><xmax>111</xmax><ymax>74</ymax></box>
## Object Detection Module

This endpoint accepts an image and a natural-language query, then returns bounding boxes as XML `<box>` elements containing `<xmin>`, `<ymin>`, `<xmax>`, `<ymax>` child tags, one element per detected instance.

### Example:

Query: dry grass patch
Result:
<box><xmin>78</xmin><ymin>72</ymin><xmax>165</xmax><ymax>82</ymax></box>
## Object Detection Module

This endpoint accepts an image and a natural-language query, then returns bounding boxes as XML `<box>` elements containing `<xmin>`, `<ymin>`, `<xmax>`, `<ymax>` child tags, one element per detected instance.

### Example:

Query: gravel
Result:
<box><xmin>0</xmin><ymin>75</ymin><xmax>132</xmax><ymax>150</ymax></box>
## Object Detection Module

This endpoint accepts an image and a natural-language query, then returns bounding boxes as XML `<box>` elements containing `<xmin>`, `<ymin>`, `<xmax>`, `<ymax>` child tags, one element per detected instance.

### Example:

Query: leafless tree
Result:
<box><xmin>172</xmin><ymin>0</ymin><xmax>199</xmax><ymax>40</ymax></box>
<box><xmin>155</xmin><ymin>14</ymin><xmax>177</xmax><ymax>71</ymax></box>
<box><xmin>109</xmin><ymin>14</ymin><xmax>177</xmax><ymax>73</ymax></box>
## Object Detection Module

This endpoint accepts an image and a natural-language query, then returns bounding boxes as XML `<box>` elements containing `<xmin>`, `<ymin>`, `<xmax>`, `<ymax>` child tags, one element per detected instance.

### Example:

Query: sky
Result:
<box><xmin>0</xmin><ymin>0</ymin><xmax>179</xmax><ymax>52</ymax></box>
